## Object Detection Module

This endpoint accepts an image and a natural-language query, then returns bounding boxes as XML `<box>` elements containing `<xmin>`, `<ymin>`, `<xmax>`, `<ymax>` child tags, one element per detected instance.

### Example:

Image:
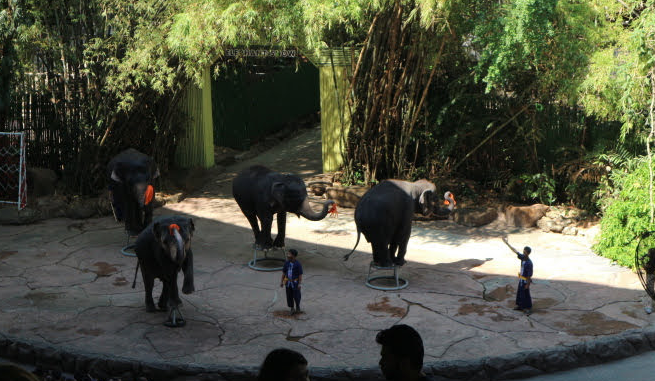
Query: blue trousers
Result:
<box><xmin>516</xmin><ymin>280</ymin><xmax>532</xmax><ymax>309</ymax></box>
<box><xmin>286</xmin><ymin>286</ymin><xmax>301</xmax><ymax>309</ymax></box>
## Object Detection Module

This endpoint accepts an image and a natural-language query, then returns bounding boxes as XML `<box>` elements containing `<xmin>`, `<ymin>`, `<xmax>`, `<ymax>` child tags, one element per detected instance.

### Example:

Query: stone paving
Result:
<box><xmin>2</xmin><ymin>126</ymin><xmax>655</xmax><ymax>380</ymax></box>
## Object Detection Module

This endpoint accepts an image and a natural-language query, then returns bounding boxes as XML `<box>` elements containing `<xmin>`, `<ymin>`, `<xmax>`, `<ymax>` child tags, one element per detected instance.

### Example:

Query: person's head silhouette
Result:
<box><xmin>376</xmin><ymin>324</ymin><xmax>426</xmax><ymax>381</ymax></box>
<box><xmin>258</xmin><ymin>348</ymin><xmax>309</xmax><ymax>381</ymax></box>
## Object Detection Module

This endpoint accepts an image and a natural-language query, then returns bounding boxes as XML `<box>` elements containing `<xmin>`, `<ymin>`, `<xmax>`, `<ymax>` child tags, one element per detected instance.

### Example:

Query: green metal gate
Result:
<box><xmin>211</xmin><ymin>61</ymin><xmax>320</xmax><ymax>150</ymax></box>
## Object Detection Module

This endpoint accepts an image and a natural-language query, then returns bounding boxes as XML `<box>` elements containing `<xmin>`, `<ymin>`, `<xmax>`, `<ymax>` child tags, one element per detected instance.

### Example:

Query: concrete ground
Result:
<box><xmin>2</xmin><ymin>125</ymin><xmax>655</xmax><ymax>380</ymax></box>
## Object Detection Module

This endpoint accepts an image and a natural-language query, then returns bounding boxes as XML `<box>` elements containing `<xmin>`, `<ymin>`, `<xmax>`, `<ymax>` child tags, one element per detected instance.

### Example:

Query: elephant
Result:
<box><xmin>344</xmin><ymin>179</ymin><xmax>454</xmax><ymax>267</ymax></box>
<box><xmin>134</xmin><ymin>215</ymin><xmax>194</xmax><ymax>327</ymax></box>
<box><xmin>107</xmin><ymin>148</ymin><xmax>159</xmax><ymax>236</ymax></box>
<box><xmin>232</xmin><ymin>165</ymin><xmax>336</xmax><ymax>250</ymax></box>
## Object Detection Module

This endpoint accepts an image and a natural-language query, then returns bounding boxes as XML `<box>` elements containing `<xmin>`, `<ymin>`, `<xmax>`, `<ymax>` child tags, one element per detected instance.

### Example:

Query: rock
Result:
<box><xmin>154</xmin><ymin>192</ymin><xmax>184</xmax><ymax>208</ymax></box>
<box><xmin>306</xmin><ymin>174</ymin><xmax>335</xmax><ymax>197</ymax></box>
<box><xmin>0</xmin><ymin>206</ymin><xmax>40</xmax><ymax>224</ymax></box>
<box><xmin>501</xmin><ymin>204</ymin><xmax>550</xmax><ymax>228</ymax></box>
<box><xmin>168</xmin><ymin>167</ymin><xmax>209</xmax><ymax>193</ymax></box>
<box><xmin>453</xmin><ymin>207</ymin><xmax>498</xmax><ymax>227</ymax></box>
<box><xmin>325</xmin><ymin>185</ymin><xmax>370</xmax><ymax>208</ymax></box>
<box><xmin>36</xmin><ymin>194</ymin><xmax>69</xmax><ymax>219</ymax></box>
<box><xmin>66</xmin><ymin>198</ymin><xmax>98</xmax><ymax>219</ymax></box>
<box><xmin>562</xmin><ymin>226</ymin><xmax>578</xmax><ymax>236</ymax></box>
<box><xmin>26</xmin><ymin>167</ymin><xmax>58</xmax><ymax>197</ymax></box>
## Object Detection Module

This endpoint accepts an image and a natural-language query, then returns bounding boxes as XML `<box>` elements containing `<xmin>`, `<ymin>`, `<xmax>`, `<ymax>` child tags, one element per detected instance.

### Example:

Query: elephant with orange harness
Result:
<box><xmin>134</xmin><ymin>216</ymin><xmax>195</xmax><ymax>327</ymax></box>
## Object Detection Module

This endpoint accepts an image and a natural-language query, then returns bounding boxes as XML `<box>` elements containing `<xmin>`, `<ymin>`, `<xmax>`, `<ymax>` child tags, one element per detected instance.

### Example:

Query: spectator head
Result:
<box><xmin>376</xmin><ymin>324</ymin><xmax>424</xmax><ymax>380</ymax></box>
<box><xmin>287</xmin><ymin>249</ymin><xmax>298</xmax><ymax>261</ymax></box>
<box><xmin>523</xmin><ymin>246</ymin><xmax>532</xmax><ymax>255</ymax></box>
<box><xmin>258</xmin><ymin>348</ymin><xmax>309</xmax><ymax>381</ymax></box>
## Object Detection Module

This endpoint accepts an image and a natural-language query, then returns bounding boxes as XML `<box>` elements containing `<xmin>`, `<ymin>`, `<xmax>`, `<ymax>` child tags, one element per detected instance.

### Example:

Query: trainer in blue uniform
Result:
<box><xmin>502</xmin><ymin>236</ymin><xmax>533</xmax><ymax>315</ymax></box>
<box><xmin>280</xmin><ymin>249</ymin><xmax>303</xmax><ymax>315</ymax></box>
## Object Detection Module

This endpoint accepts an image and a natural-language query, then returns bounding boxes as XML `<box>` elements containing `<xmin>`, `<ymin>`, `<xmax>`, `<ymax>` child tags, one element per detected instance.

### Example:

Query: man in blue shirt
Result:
<box><xmin>502</xmin><ymin>236</ymin><xmax>533</xmax><ymax>315</ymax></box>
<box><xmin>280</xmin><ymin>249</ymin><xmax>303</xmax><ymax>315</ymax></box>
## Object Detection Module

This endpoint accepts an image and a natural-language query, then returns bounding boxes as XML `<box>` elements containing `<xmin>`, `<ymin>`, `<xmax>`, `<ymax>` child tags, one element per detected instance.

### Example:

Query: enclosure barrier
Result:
<box><xmin>0</xmin><ymin>132</ymin><xmax>27</xmax><ymax>210</ymax></box>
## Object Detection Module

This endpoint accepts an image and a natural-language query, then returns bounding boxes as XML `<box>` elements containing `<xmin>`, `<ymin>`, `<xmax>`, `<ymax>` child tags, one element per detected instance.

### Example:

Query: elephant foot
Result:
<box><xmin>374</xmin><ymin>260</ymin><xmax>394</xmax><ymax>268</ymax></box>
<box><xmin>272</xmin><ymin>237</ymin><xmax>285</xmax><ymax>248</ymax></box>
<box><xmin>164</xmin><ymin>307</ymin><xmax>186</xmax><ymax>328</ymax></box>
<box><xmin>393</xmin><ymin>257</ymin><xmax>406</xmax><ymax>266</ymax></box>
<box><xmin>182</xmin><ymin>283</ymin><xmax>195</xmax><ymax>294</ymax></box>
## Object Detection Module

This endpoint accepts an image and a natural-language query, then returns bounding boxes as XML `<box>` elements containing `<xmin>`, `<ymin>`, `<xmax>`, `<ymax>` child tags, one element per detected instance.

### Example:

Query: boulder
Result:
<box><xmin>501</xmin><ymin>204</ymin><xmax>550</xmax><ymax>228</ymax></box>
<box><xmin>26</xmin><ymin>167</ymin><xmax>58</xmax><ymax>197</ymax></box>
<box><xmin>36</xmin><ymin>194</ymin><xmax>69</xmax><ymax>219</ymax></box>
<box><xmin>325</xmin><ymin>185</ymin><xmax>370</xmax><ymax>208</ymax></box>
<box><xmin>562</xmin><ymin>226</ymin><xmax>578</xmax><ymax>236</ymax></box>
<box><xmin>453</xmin><ymin>207</ymin><xmax>498</xmax><ymax>227</ymax></box>
<box><xmin>65</xmin><ymin>198</ymin><xmax>99</xmax><ymax>219</ymax></box>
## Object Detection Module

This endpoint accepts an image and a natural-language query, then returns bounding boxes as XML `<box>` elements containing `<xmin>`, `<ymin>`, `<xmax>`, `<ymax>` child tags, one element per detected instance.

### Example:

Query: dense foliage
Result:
<box><xmin>594</xmin><ymin>158</ymin><xmax>652</xmax><ymax>268</ymax></box>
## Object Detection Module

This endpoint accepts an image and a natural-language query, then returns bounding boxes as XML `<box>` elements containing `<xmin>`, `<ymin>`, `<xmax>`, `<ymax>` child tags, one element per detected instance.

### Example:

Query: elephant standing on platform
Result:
<box><xmin>344</xmin><ymin>179</ymin><xmax>454</xmax><ymax>267</ymax></box>
<box><xmin>232</xmin><ymin>165</ymin><xmax>336</xmax><ymax>250</ymax></box>
<box><xmin>107</xmin><ymin>148</ymin><xmax>159</xmax><ymax>236</ymax></box>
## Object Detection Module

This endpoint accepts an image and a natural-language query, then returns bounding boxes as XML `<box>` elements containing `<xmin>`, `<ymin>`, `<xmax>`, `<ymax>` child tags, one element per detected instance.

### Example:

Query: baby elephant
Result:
<box><xmin>134</xmin><ymin>215</ymin><xmax>195</xmax><ymax>327</ymax></box>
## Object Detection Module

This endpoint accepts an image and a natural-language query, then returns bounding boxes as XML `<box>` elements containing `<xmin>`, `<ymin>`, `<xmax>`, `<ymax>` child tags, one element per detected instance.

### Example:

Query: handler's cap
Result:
<box><xmin>288</xmin><ymin>249</ymin><xmax>298</xmax><ymax>257</ymax></box>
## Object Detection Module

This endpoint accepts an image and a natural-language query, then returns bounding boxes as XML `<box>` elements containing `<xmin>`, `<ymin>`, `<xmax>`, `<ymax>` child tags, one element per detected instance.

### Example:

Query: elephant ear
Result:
<box><xmin>110</xmin><ymin>163</ymin><xmax>123</xmax><ymax>183</ymax></box>
<box><xmin>270</xmin><ymin>182</ymin><xmax>285</xmax><ymax>208</ymax></box>
<box><xmin>153</xmin><ymin>222</ymin><xmax>164</xmax><ymax>245</ymax></box>
<box><xmin>419</xmin><ymin>189</ymin><xmax>432</xmax><ymax>205</ymax></box>
<box><xmin>419</xmin><ymin>189</ymin><xmax>434</xmax><ymax>216</ymax></box>
<box><xmin>187</xmin><ymin>217</ymin><xmax>195</xmax><ymax>237</ymax></box>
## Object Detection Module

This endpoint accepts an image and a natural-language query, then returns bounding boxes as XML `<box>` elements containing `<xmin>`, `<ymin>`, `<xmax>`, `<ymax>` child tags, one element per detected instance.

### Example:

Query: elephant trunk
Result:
<box><xmin>172</xmin><ymin>229</ymin><xmax>186</xmax><ymax>265</ymax></box>
<box><xmin>134</xmin><ymin>183</ymin><xmax>147</xmax><ymax>208</ymax></box>
<box><xmin>297</xmin><ymin>199</ymin><xmax>335</xmax><ymax>221</ymax></box>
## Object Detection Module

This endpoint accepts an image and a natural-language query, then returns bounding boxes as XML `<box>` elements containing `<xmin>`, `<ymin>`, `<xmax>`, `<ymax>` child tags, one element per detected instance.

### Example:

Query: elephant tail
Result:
<box><xmin>343</xmin><ymin>229</ymin><xmax>361</xmax><ymax>261</ymax></box>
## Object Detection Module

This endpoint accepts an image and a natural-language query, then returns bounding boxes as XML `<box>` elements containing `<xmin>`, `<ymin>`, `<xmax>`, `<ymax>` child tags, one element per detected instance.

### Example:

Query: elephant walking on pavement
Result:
<box><xmin>232</xmin><ymin>165</ymin><xmax>336</xmax><ymax>250</ymax></box>
<box><xmin>134</xmin><ymin>215</ymin><xmax>195</xmax><ymax>327</ymax></box>
<box><xmin>344</xmin><ymin>179</ymin><xmax>455</xmax><ymax>267</ymax></box>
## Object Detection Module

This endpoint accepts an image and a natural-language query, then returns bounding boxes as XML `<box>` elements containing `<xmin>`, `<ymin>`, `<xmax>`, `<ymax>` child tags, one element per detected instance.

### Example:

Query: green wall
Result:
<box><xmin>212</xmin><ymin>62</ymin><xmax>320</xmax><ymax>150</ymax></box>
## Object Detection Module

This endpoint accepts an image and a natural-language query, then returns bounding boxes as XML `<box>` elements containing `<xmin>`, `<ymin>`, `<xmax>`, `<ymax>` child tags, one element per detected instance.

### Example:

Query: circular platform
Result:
<box><xmin>247</xmin><ymin>247</ymin><xmax>286</xmax><ymax>271</ymax></box>
<box><xmin>365</xmin><ymin>262</ymin><xmax>409</xmax><ymax>290</ymax></box>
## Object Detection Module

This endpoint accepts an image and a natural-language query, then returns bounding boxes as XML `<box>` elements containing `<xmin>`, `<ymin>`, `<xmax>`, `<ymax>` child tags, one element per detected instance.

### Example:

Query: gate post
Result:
<box><xmin>304</xmin><ymin>48</ymin><xmax>357</xmax><ymax>173</ymax></box>
<box><xmin>175</xmin><ymin>67</ymin><xmax>215</xmax><ymax>169</ymax></box>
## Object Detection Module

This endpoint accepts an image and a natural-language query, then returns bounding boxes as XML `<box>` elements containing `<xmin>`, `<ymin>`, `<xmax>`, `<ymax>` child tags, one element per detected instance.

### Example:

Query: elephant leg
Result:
<box><xmin>181</xmin><ymin>249</ymin><xmax>195</xmax><ymax>294</ymax></box>
<box><xmin>158</xmin><ymin>281</ymin><xmax>169</xmax><ymax>311</ymax></box>
<box><xmin>243</xmin><ymin>212</ymin><xmax>262</xmax><ymax>246</ymax></box>
<box><xmin>392</xmin><ymin>226</ymin><xmax>411</xmax><ymax>266</ymax></box>
<box><xmin>259</xmin><ymin>213</ymin><xmax>274</xmax><ymax>249</ymax></box>
<box><xmin>273</xmin><ymin>211</ymin><xmax>287</xmax><ymax>248</ymax></box>
<box><xmin>168</xmin><ymin>273</ymin><xmax>182</xmax><ymax>308</ymax></box>
<box><xmin>393</xmin><ymin>240</ymin><xmax>409</xmax><ymax>266</ymax></box>
<box><xmin>144</xmin><ymin>203</ymin><xmax>154</xmax><ymax>227</ymax></box>
<box><xmin>389</xmin><ymin>242</ymin><xmax>399</xmax><ymax>263</ymax></box>
<box><xmin>142</xmin><ymin>271</ymin><xmax>156</xmax><ymax>312</ymax></box>
<box><xmin>371</xmin><ymin>240</ymin><xmax>393</xmax><ymax>268</ymax></box>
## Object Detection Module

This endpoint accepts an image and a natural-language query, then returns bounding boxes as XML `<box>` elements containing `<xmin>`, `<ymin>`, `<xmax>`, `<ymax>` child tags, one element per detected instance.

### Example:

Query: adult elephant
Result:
<box><xmin>107</xmin><ymin>148</ymin><xmax>159</xmax><ymax>236</ymax></box>
<box><xmin>232</xmin><ymin>165</ymin><xmax>336</xmax><ymax>250</ymax></box>
<box><xmin>344</xmin><ymin>179</ymin><xmax>454</xmax><ymax>267</ymax></box>
<box><xmin>134</xmin><ymin>215</ymin><xmax>194</xmax><ymax>327</ymax></box>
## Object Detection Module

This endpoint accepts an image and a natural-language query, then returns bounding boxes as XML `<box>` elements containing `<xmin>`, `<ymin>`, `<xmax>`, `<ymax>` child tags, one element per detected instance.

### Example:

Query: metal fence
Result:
<box><xmin>0</xmin><ymin>132</ymin><xmax>27</xmax><ymax>209</ymax></box>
